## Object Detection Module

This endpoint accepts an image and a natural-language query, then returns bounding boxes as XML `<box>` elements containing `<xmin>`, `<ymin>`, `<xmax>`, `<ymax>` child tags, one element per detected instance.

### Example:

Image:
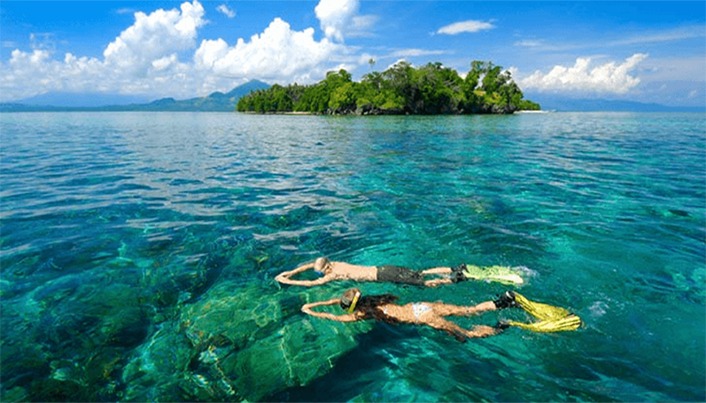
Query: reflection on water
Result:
<box><xmin>1</xmin><ymin>112</ymin><xmax>704</xmax><ymax>401</ymax></box>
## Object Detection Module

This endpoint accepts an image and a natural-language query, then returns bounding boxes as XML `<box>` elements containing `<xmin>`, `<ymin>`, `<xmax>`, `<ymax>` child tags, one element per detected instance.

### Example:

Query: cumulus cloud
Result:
<box><xmin>315</xmin><ymin>0</ymin><xmax>359</xmax><ymax>42</ymax></box>
<box><xmin>0</xmin><ymin>0</ymin><xmax>362</xmax><ymax>101</ymax></box>
<box><xmin>516</xmin><ymin>53</ymin><xmax>648</xmax><ymax>94</ymax></box>
<box><xmin>103</xmin><ymin>0</ymin><xmax>205</xmax><ymax>72</ymax></box>
<box><xmin>437</xmin><ymin>20</ymin><xmax>494</xmax><ymax>35</ymax></box>
<box><xmin>216</xmin><ymin>4</ymin><xmax>236</xmax><ymax>18</ymax></box>
<box><xmin>195</xmin><ymin>17</ymin><xmax>344</xmax><ymax>83</ymax></box>
<box><xmin>0</xmin><ymin>1</ymin><xmax>214</xmax><ymax>101</ymax></box>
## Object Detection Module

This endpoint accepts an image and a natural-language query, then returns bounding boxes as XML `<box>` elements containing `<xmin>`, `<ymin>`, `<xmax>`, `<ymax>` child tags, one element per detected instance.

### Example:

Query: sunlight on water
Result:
<box><xmin>1</xmin><ymin>112</ymin><xmax>704</xmax><ymax>401</ymax></box>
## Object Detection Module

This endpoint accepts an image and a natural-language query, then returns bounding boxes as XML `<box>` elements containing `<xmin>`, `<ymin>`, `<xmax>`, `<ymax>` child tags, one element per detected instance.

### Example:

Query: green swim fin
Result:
<box><xmin>462</xmin><ymin>264</ymin><xmax>525</xmax><ymax>286</ymax></box>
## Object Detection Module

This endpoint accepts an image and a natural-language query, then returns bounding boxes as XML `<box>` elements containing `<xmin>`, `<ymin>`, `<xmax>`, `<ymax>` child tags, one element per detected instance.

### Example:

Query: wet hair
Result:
<box><xmin>340</xmin><ymin>288</ymin><xmax>360</xmax><ymax>310</ymax></box>
<box><xmin>314</xmin><ymin>257</ymin><xmax>332</xmax><ymax>275</ymax></box>
<box><xmin>340</xmin><ymin>288</ymin><xmax>399</xmax><ymax>324</ymax></box>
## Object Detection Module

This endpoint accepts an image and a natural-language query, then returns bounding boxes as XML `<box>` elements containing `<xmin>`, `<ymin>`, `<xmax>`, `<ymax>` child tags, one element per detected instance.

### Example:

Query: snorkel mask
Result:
<box><xmin>341</xmin><ymin>288</ymin><xmax>361</xmax><ymax>313</ymax></box>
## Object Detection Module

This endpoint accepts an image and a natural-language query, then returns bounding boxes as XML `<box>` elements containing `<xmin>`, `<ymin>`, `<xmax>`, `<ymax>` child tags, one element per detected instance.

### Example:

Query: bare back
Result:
<box><xmin>367</xmin><ymin>302</ymin><xmax>432</xmax><ymax>324</ymax></box>
<box><xmin>372</xmin><ymin>301</ymin><xmax>496</xmax><ymax>324</ymax></box>
<box><xmin>303</xmin><ymin>297</ymin><xmax>500</xmax><ymax>340</ymax></box>
<box><xmin>329</xmin><ymin>261</ymin><xmax>377</xmax><ymax>281</ymax></box>
<box><xmin>369</xmin><ymin>302</ymin><xmax>498</xmax><ymax>339</ymax></box>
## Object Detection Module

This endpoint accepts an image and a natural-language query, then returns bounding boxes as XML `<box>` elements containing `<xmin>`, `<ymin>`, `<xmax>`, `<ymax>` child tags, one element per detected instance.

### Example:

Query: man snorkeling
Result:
<box><xmin>302</xmin><ymin>289</ymin><xmax>582</xmax><ymax>341</ymax></box>
<box><xmin>275</xmin><ymin>257</ymin><xmax>525</xmax><ymax>287</ymax></box>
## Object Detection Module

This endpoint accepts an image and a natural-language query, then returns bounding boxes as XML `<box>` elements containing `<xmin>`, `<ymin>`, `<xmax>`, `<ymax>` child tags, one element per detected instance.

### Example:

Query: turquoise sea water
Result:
<box><xmin>1</xmin><ymin>112</ymin><xmax>704</xmax><ymax>402</ymax></box>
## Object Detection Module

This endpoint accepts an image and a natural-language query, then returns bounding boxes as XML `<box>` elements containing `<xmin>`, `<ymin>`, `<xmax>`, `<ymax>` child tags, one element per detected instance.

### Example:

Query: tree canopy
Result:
<box><xmin>236</xmin><ymin>60</ymin><xmax>540</xmax><ymax>115</ymax></box>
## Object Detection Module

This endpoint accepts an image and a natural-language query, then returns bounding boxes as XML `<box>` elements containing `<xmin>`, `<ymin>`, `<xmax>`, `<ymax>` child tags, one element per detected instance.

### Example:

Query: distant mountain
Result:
<box><xmin>527</xmin><ymin>94</ymin><xmax>705</xmax><ymax>112</ymax></box>
<box><xmin>0</xmin><ymin>80</ymin><xmax>271</xmax><ymax>112</ymax></box>
<box><xmin>130</xmin><ymin>80</ymin><xmax>271</xmax><ymax>111</ymax></box>
<box><xmin>4</xmin><ymin>83</ymin><xmax>703</xmax><ymax>113</ymax></box>
<box><xmin>17</xmin><ymin>92</ymin><xmax>151</xmax><ymax>107</ymax></box>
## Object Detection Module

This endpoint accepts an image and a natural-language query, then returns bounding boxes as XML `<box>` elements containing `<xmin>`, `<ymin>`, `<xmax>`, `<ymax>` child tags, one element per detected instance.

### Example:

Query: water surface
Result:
<box><xmin>1</xmin><ymin>112</ymin><xmax>704</xmax><ymax>401</ymax></box>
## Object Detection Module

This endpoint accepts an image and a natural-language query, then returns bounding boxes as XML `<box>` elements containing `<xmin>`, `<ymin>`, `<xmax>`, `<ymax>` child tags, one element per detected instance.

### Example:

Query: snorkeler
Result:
<box><xmin>301</xmin><ymin>288</ymin><xmax>518</xmax><ymax>341</ymax></box>
<box><xmin>302</xmin><ymin>289</ymin><xmax>582</xmax><ymax>341</ymax></box>
<box><xmin>275</xmin><ymin>257</ymin><xmax>525</xmax><ymax>287</ymax></box>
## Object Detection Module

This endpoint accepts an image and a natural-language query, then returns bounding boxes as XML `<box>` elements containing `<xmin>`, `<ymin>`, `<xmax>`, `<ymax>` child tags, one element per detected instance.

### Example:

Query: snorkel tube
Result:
<box><xmin>347</xmin><ymin>290</ymin><xmax>361</xmax><ymax>313</ymax></box>
<box><xmin>340</xmin><ymin>288</ymin><xmax>361</xmax><ymax>313</ymax></box>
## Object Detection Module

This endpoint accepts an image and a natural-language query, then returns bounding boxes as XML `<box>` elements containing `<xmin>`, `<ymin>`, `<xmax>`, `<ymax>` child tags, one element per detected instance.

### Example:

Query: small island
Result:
<box><xmin>237</xmin><ymin>60</ymin><xmax>540</xmax><ymax>115</ymax></box>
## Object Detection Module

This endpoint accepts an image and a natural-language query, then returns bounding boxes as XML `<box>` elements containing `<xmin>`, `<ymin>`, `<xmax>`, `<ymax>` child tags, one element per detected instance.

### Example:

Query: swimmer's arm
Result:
<box><xmin>301</xmin><ymin>299</ymin><xmax>358</xmax><ymax>322</ymax></box>
<box><xmin>275</xmin><ymin>263</ymin><xmax>332</xmax><ymax>286</ymax></box>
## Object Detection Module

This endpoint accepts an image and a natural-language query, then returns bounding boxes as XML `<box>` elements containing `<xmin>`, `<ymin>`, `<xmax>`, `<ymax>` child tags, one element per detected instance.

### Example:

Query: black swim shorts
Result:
<box><xmin>376</xmin><ymin>265</ymin><xmax>425</xmax><ymax>285</ymax></box>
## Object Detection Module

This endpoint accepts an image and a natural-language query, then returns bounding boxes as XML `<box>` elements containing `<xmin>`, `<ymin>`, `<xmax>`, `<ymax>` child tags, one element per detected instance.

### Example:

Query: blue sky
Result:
<box><xmin>1</xmin><ymin>1</ymin><xmax>704</xmax><ymax>106</ymax></box>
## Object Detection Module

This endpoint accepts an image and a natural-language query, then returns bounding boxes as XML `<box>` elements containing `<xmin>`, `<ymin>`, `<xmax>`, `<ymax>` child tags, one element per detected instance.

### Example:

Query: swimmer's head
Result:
<box><xmin>340</xmin><ymin>288</ymin><xmax>361</xmax><ymax>313</ymax></box>
<box><xmin>314</xmin><ymin>257</ymin><xmax>332</xmax><ymax>275</ymax></box>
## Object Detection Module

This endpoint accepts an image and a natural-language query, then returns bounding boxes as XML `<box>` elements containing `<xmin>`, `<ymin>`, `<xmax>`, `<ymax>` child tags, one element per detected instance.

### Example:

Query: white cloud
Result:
<box><xmin>437</xmin><ymin>20</ymin><xmax>494</xmax><ymax>35</ymax></box>
<box><xmin>103</xmin><ymin>0</ymin><xmax>205</xmax><ymax>72</ymax></box>
<box><xmin>516</xmin><ymin>53</ymin><xmax>648</xmax><ymax>94</ymax></box>
<box><xmin>29</xmin><ymin>32</ymin><xmax>59</xmax><ymax>52</ymax></box>
<box><xmin>638</xmin><ymin>55</ymin><xmax>705</xmax><ymax>82</ymax></box>
<box><xmin>0</xmin><ymin>1</ymin><xmax>211</xmax><ymax>101</ymax></box>
<box><xmin>514</xmin><ymin>39</ymin><xmax>545</xmax><ymax>48</ymax></box>
<box><xmin>352</xmin><ymin>15</ymin><xmax>377</xmax><ymax>30</ymax></box>
<box><xmin>315</xmin><ymin>0</ymin><xmax>359</xmax><ymax>42</ymax></box>
<box><xmin>152</xmin><ymin>54</ymin><xmax>179</xmax><ymax>71</ymax></box>
<box><xmin>216</xmin><ymin>4</ymin><xmax>236</xmax><ymax>19</ymax></box>
<box><xmin>195</xmin><ymin>18</ymin><xmax>345</xmax><ymax>83</ymax></box>
<box><xmin>385</xmin><ymin>59</ymin><xmax>414</xmax><ymax>71</ymax></box>
<box><xmin>610</xmin><ymin>25</ymin><xmax>705</xmax><ymax>47</ymax></box>
<box><xmin>0</xmin><ymin>0</ymin><xmax>366</xmax><ymax>102</ymax></box>
<box><xmin>390</xmin><ymin>48</ymin><xmax>448</xmax><ymax>58</ymax></box>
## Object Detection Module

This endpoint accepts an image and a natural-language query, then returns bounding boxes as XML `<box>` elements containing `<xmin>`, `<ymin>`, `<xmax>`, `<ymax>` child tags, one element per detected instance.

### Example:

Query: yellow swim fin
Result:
<box><xmin>513</xmin><ymin>292</ymin><xmax>572</xmax><ymax>321</ymax></box>
<box><xmin>500</xmin><ymin>292</ymin><xmax>582</xmax><ymax>333</ymax></box>
<box><xmin>507</xmin><ymin>314</ymin><xmax>583</xmax><ymax>333</ymax></box>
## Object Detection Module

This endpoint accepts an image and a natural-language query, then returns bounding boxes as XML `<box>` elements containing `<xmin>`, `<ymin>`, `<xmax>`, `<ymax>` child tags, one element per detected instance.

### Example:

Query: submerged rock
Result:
<box><xmin>0</xmin><ymin>269</ymin><xmax>154</xmax><ymax>401</ymax></box>
<box><xmin>2</xmin><ymin>253</ymin><xmax>370</xmax><ymax>402</ymax></box>
<box><xmin>176</xmin><ymin>282</ymin><xmax>371</xmax><ymax>401</ymax></box>
<box><xmin>121</xmin><ymin>322</ymin><xmax>192</xmax><ymax>401</ymax></box>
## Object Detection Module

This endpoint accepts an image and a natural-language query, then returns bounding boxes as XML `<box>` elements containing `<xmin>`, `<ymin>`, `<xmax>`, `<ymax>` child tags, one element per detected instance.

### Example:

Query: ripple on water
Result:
<box><xmin>0</xmin><ymin>112</ymin><xmax>704</xmax><ymax>401</ymax></box>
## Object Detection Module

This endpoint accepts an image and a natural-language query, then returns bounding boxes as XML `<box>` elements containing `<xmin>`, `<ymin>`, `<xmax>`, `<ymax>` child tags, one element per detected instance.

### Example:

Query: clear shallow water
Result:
<box><xmin>1</xmin><ymin>112</ymin><xmax>704</xmax><ymax>401</ymax></box>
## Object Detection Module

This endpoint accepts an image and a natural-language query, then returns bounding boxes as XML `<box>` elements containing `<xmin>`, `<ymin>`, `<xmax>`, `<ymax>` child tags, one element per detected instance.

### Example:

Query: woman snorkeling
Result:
<box><xmin>301</xmin><ymin>288</ymin><xmax>519</xmax><ymax>341</ymax></box>
<box><xmin>302</xmin><ymin>289</ymin><xmax>582</xmax><ymax>341</ymax></box>
<box><xmin>276</xmin><ymin>257</ymin><xmax>525</xmax><ymax>288</ymax></box>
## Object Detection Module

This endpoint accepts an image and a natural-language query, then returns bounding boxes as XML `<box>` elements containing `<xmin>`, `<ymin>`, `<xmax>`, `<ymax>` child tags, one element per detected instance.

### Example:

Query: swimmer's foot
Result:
<box><xmin>494</xmin><ymin>320</ymin><xmax>511</xmax><ymax>330</ymax></box>
<box><xmin>493</xmin><ymin>291</ymin><xmax>517</xmax><ymax>309</ymax></box>
<box><xmin>450</xmin><ymin>264</ymin><xmax>467</xmax><ymax>283</ymax></box>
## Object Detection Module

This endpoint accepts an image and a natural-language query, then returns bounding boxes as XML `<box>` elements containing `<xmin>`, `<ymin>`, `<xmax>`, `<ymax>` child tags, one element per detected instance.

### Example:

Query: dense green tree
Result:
<box><xmin>236</xmin><ymin>60</ymin><xmax>539</xmax><ymax>115</ymax></box>
<box><xmin>329</xmin><ymin>82</ymin><xmax>358</xmax><ymax>114</ymax></box>
<box><xmin>409</xmin><ymin>62</ymin><xmax>464</xmax><ymax>114</ymax></box>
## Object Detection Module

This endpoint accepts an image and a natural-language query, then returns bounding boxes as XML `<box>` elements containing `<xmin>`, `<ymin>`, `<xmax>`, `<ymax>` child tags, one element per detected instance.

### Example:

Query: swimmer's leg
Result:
<box><xmin>425</xmin><ymin>316</ymin><xmax>500</xmax><ymax>341</ymax></box>
<box><xmin>421</xmin><ymin>267</ymin><xmax>454</xmax><ymax>287</ymax></box>
<box><xmin>428</xmin><ymin>301</ymin><xmax>498</xmax><ymax>317</ymax></box>
<box><xmin>421</xmin><ymin>267</ymin><xmax>452</xmax><ymax>275</ymax></box>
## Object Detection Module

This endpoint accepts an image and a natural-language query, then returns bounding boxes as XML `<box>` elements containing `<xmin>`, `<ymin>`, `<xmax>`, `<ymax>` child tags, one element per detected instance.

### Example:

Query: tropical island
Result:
<box><xmin>237</xmin><ymin>60</ymin><xmax>540</xmax><ymax>115</ymax></box>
